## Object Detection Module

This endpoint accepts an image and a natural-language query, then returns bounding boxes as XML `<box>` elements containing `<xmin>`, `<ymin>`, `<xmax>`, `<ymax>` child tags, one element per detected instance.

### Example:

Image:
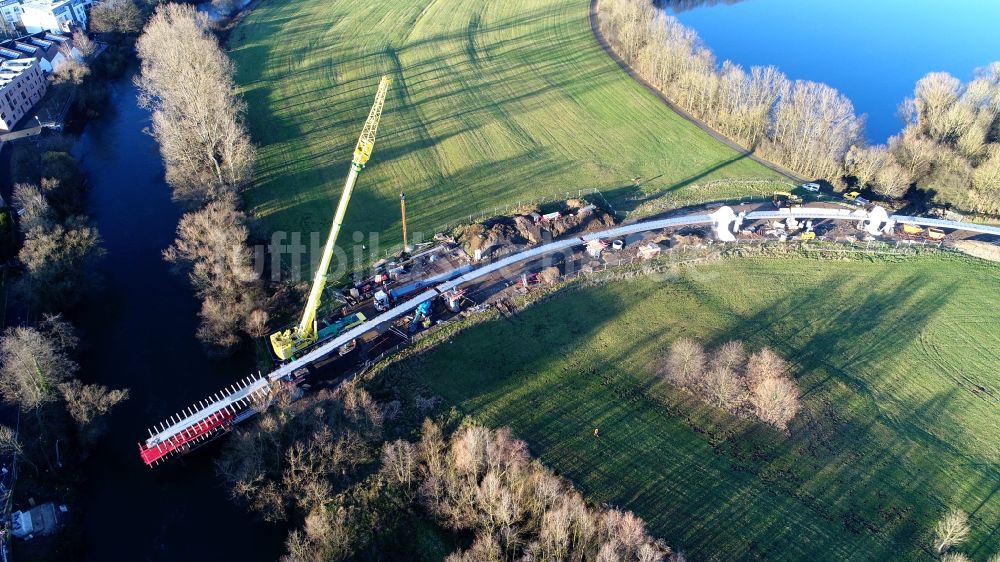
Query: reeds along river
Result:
<box><xmin>68</xmin><ymin>66</ymin><xmax>285</xmax><ymax>561</ymax></box>
<box><xmin>663</xmin><ymin>0</ymin><xmax>1000</xmax><ymax>142</ymax></box>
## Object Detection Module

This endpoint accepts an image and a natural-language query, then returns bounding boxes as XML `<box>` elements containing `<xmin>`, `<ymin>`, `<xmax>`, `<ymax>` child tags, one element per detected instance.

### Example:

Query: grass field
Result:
<box><xmin>229</xmin><ymin>0</ymin><xmax>785</xmax><ymax>257</ymax></box>
<box><xmin>384</xmin><ymin>254</ymin><xmax>1000</xmax><ymax>560</ymax></box>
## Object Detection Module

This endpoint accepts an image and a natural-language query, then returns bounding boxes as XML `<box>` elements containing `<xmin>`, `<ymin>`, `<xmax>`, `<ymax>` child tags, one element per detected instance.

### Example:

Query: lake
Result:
<box><xmin>664</xmin><ymin>0</ymin><xmax>1000</xmax><ymax>143</ymax></box>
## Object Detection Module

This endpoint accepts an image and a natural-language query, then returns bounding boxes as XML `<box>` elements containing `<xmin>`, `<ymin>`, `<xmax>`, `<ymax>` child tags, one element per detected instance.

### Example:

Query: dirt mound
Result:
<box><xmin>547</xmin><ymin>205</ymin><xmax>616</xmax><ymax>238</ymax></box>
<box><xmin>539</xmin><ymin>266</ymin><xmax>561</xmax><ymax>284</ymax></box>
<box><xmin>513</xmin><ymin>215</ymin><xmax>544</xmax><ymax>245</ymax></box>
<box><xmin>670</xmin><ymin>232</ymin><xmax>705</xmax><ymax>247</ymax></box>
<box><xmin>455</xmin><ymin>199</ymin><xmax>618</xmax><ymax>259</ymax></box>
<box><xmin>951</xmin><ymin>240</ymin><xmax>1000</xmax><ymax>262</ymax></box>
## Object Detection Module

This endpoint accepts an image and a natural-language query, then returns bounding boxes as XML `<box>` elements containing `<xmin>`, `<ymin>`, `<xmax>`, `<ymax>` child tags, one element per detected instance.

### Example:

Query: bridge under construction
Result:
<box><xmin>137</xmin><ymin>205</ymin><xmax>1000</xmax><ymax>466</ymax></box>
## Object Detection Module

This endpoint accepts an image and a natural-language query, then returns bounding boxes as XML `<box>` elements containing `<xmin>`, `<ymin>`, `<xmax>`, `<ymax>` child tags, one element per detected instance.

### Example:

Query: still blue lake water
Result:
<box><xmin>666</xmin><ymin>0</ymin><xmax>1000</xmax><ymax>142</ymax></box>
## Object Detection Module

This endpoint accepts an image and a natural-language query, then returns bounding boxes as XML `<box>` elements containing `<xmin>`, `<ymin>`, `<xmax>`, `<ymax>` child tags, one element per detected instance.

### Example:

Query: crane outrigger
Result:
<box><xmin>269</xmin><ymin>76</ymin><xmax>391</xmax><ymax>361</ymax></box>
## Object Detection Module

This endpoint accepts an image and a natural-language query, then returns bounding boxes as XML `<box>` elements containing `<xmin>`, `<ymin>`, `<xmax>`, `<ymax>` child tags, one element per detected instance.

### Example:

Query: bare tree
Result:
<box><xmin>90</xmin><ymin>0</ymin><xmax>144</xmax><ymax>35</ymax></box>
<box><xmin>0</xmin><ymin>320</ymin><xmax>78</xmax><ymax>412</ymax></box>
<box><xmin>0</xmin><ymin>425</ymin><xmax>37</xmax><ymax>474</ymax></box>
<box><xmin>710</xmin><ymin>340</ymin><xmax>746</xmax><ymax>373</ymax></box>
<box><xmin>972</xmin><ymin>146</ymin><xmax>1000</xmax><ymax>211</ymax></box>
<box><xmin>703</xmin><ymin>366</ymin><xmax>746</xmax><ymax>412</ymax></box>
<box><xmin>136</xmin><ymin>3</ymin><xmax>255</xmax><ymax>202</ymax></box>
<box><xmin>12</xmin><ymin>183</ymin><xmax>54</xmax><ymax>232</ymax></box>
<box><xmin>245</xmin><ymin>309</ymin><xmax>270</xmax><ymax>339</ymax></box>
<box><xmin>659</xmin><ymin>337</ymin><xmax>705</xmax><ymax>387</ymax></box>
<box><xmin>749</xmin><ymin>377</ymin><xmax>800</xmax><ymax>431</ymax></box>
<box><xmin>71</xmin><ymin>30</ymin><xmax>97</xmax><ymax>58</ymax></box>
<box><xmin>381</xmin><ymin>439</ymin><xmax>418</xmax><ymax>489</ymax></box>
<box><xmin>940</xmin><ymin>554</ymin><xmax>972</xmax><ymax>562</ymax></box>
<box><xmin>909</xmin><ymin>72</ymin><xmax>962</xmax><ymax>142</ymax></box>
<box><xmin>845</xmin><ymin>145</ymin><xmax>910</xmax><ymax>197</ymax></box>
<box><xmin>53</xmin><ymin>55</ymin><xmax>90</xmax><ymax>85</ymax></box>
<box><xmin>164</xmin><ymin>195</ymin><xmax>261</xmax><ymax>348</ymax></box>
<box><xmin>18</xmin><ymin>215</ymin><xmax>104</xmax><ymax>309</ymax></box>
<box><xmin>745</xmin><ymin>347</ymin><xmax>787</xmax><ymax>386</ymax></box>
<box><xmin>934</xmin><ymin>509</ymin><xmax>971</xmax><ymax>554</ymax></box>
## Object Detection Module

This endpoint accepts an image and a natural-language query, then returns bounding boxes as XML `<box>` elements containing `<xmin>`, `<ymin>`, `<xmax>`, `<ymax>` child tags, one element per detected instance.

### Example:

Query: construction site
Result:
<box><xmin>135</xmin><ymin>76</ymin><xmax>1000</xmax><ymax>468</ymax></box>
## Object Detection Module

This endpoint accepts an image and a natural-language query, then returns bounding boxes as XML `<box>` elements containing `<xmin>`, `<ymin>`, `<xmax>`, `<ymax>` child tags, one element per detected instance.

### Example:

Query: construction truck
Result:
<box><xmin>316</xmin><ymin>312</ymin><xmax>366</xmax><ymax>346</ymax></box>
<box><xmin>773</xmin><ymin>191</ymin><xmax>803</xmax><ymax>209</ymax></box>
<box><xmin>408</xmin><ymin>300</ymin><xmax>433</xmax><ymax>333</ymax></box>
<box><xmin>269</xmin><ymin>77</ymin><xmax>391</xmax><ymax>361</ymax></box>
<box><xmin>896</xmin><ymin>223</ymin><xmax>946</xmax><ymax>241</ymax></box>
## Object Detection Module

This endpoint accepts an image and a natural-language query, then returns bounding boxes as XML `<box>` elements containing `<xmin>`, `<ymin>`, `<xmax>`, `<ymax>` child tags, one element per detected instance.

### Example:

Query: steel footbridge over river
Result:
<box><xmin>138</xmin><ymin>206</ymin><xmax>1000</xmax><ymax>466</ymax></box>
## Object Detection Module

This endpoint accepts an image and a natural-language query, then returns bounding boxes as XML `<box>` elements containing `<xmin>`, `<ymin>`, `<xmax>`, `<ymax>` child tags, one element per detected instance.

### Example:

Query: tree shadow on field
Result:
<box><xmin>599</xmin><ymin>152</ymin><xmax>750</xmax><ymax>212</ymax></box>
<box><xmin>240</xmin><ymin>1</ymin><xmax>694</xmax><ymax>244</ymax></box>
<box><xmin>678</xmin><ymin>265</ymin><xmax>1000</xmax><ymax>557</ymax></box>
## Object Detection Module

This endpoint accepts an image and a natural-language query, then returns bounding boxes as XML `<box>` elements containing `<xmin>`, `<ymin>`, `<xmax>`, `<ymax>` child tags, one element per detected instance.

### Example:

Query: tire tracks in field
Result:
<box><xmin>384</xmin><ymin>0</ymin><xmax>448</xmax><ymax>183</ymax></box>
<box><xmin>459</xmin><ymin>2</ymin><xmax>540</xmax><ymax>151</ymax></box>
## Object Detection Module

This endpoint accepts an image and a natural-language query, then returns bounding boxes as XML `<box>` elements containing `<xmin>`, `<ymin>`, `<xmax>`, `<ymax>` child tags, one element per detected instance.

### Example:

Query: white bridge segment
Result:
<box><xmin>145</xmin><ymin>374</ymin><xmax>270</xmax><ymax>447</ymax></box>
<box><xmin>143</xmin><ymin>208</ymin><xmax>999</xmax><ymax>449</ymax></box>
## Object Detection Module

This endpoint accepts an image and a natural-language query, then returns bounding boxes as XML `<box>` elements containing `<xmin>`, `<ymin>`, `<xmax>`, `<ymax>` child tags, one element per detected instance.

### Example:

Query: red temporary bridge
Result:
<box><xmin>138</xmin><ymin>409</ymin><xmax>234</xmax><ymax>466</ymax></box>
<box><xmin>138</xmin><ymin>374</ymin><xmax>273</xmax><ymax>466</ymax></box>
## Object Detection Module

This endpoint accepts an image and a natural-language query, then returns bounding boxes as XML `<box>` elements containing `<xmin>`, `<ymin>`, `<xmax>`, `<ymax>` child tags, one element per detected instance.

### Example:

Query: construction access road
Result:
<box><xmin>139</xmin><ymin>202</ymin><xmax>1000</xmax><ymax>461</ymax></box>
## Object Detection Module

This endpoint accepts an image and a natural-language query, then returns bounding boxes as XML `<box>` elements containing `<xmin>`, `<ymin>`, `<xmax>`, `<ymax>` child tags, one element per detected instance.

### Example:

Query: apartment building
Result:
<box><xmin>0</xmin><ymin>56</ymin><xmax>45</xmax><ymax>131</ymax></box>
<box><xmin>15</xmin><ymin>0</ymin><xmax>93</xmax><ymax>33</ymax></box>
<box><xmin>0</xmin><ymin>0</ymin><xmax>24</xmax><ymax>30</ymax></box>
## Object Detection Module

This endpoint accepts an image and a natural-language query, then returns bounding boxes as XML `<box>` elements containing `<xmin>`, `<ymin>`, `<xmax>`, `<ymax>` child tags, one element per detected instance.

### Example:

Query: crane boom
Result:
<box><xmin>270</xmin><ymin>76</ymin><xmax>391</xmax><ymax>360</ymax></box>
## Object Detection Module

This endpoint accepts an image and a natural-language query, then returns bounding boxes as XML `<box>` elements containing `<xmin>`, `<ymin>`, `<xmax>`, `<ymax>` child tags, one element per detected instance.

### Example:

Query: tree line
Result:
<box><xmin>136</xmin><ymin>4</ymin><xmax>266</xmax><ymax>350</ymax></box>
<box><xmin>598</xmin><ymin>0</ymin><xmax>1000</xmax><ymax>214</ymax></box>
<box><xmin>658</xmin><ymin>339</ymin><xmax>801</xmax><ymax>431</ymax></box>
<box><xmin>217</xmin><ymin>383</ymin><xmax>680</xmax><ymax>562</ymax></box>
<box><xmin>2</xmin><ymin>138</ymin><xmax>128</xmax><ymax>481</ymax></box>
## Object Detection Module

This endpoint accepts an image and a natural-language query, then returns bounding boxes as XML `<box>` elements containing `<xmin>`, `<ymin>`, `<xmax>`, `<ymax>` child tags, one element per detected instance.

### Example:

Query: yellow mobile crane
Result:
<box><xmin>270</xmin><ymin>76</ymin><xmax>392</xmax><ymax>360</ymax></box>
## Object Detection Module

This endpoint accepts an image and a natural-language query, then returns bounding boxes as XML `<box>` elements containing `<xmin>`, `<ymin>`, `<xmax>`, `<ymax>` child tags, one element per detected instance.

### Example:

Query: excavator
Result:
<box><xmin>269</xmin><ymin>76</ymin><xmax>392</xmax><ymax>361</ymax></box>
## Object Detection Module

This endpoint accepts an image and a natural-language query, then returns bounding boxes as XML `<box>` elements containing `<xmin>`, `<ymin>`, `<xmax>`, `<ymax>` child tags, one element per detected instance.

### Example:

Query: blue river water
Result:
<box><xmin>666</xmin><ymin>0</ymin><xmax>1000</xmax><ymax>142</ymax></box>
<box><xmin>69</xmin><ymin>67</ymin><xmax>286</xmax><ymax>561</ymax></box>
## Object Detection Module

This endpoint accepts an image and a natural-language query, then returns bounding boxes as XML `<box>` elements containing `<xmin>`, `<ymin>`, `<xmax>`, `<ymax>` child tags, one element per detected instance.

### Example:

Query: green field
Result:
<box><xmin>385</xmin><ymin>254</ymin><xmax>1000</xmax><ymax>560</ymax></box>
<box><xmin>229</xmin><ymin>0</ymin><xmax>784</xmax><ymax>256</ymax></box>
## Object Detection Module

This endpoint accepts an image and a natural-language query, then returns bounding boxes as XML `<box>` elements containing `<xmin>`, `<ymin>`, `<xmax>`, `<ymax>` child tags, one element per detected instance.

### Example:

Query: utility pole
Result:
<box><xmin>400</xmin><ymin>192</ymin><xmax>409</xmax><ymax>252</ymax></box>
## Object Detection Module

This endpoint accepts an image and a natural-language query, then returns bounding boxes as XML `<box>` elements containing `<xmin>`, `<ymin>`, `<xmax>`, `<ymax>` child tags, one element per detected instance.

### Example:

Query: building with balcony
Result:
<box><xmin>0</xmin><ymin>56</ymin><xmax>46</xmax><ymax>131</ymax></box>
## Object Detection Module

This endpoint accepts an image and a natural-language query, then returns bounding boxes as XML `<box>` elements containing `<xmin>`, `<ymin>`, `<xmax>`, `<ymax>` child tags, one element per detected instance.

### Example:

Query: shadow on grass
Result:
<box><xmin>383</xmin><ymin>258</ymin><xmax>999</xmax><ymax>560</ymax></box>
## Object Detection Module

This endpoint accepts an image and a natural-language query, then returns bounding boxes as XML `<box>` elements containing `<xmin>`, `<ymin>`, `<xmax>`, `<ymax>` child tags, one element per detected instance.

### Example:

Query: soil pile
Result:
<box><xmin>455</xmin><ymin>199</ymin><xmax>618</xmax><ymax>259</ymax></box>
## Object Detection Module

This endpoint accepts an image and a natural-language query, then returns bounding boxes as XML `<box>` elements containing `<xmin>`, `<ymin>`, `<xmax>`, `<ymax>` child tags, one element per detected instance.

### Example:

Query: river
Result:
<box><xmin>69</xmin><ymin>67</ymin><xmax>284</xmax><ymax>561</ymax></box>
<box><xmin>664</xmin><ymin>0</ymin><xmax>1000</xmax><ymax>142</ymax></box>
